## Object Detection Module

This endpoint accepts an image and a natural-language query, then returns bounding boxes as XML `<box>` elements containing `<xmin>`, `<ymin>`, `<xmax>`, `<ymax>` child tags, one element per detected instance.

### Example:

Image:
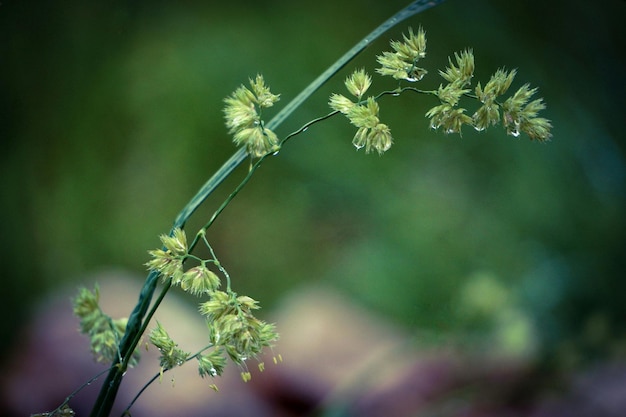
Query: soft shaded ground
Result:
<box><xmin>3</xmin><ymin>272</ymin><xmax>625</xmax><ymax>417</ymax></box>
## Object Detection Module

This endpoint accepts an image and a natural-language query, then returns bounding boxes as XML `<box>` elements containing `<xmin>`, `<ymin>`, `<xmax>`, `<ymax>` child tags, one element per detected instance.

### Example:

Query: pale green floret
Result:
<box><xmin>426</xmin><ymin>104</ymin><xmax>472</xmax><ymax>135</ymax></box>
<box><xmin>472</xmin><ymin>68</ymin><xmax>517</xmax><ymax>131</ymax></box>
<box><xmin>392</xmin><ymin>27</ymin><xmax>427</xmax><ymax>61</ymax></box>
<box><xmin>232</xmin><ymin>125</ymin><xmax>279</xmax><ymax>158</ymax></box>
<box><xmin>347</xmin><ymin>97</ymin><xmax>380</xmax><ymax>128</ymax></box>
<box><xmin>473</xmin><ymin>102</ymin><xmax>500</xmax><ymax>131</ymax></box>
<box><xmin>439</xmin><ymin>49</ymin><xmax>475</xmax><ymax>86</ymax></box>
<box><xmin>368</xmin><ymin>123</ymin><xmax>393</xmax><ymax>154</ymax></box>
<box><xmin>501</xmin><ymin>84</ymin><xmax>553</xmax><ymax>140</ymax></box>
<box><xmin>520</xmin><ymin>116</ymin><xmax>552</xmax><ymax>141</ymax></box>
<box><xmin>249</xmin><ymin>74</ymin><xmax>280</xmax><ymax>108</ymax></box>
<box><xmin>197</xmin><ymin>348</ymin><xmax>227</xmax><ymax>378</ymax></box>
<box><xmin>376</xmin><ymin>51</ymin><xmax>428</xmax><ymax>81</ymax></box>
<box><xmin>345</xmin><ymin>68</ymin><xmax>372</xmax><ymax>99</ymax></box>
<box><xmin>522</xmin><ymin>98</ymin><xmax>547</xmax><ymax>118</ymax></box>
<box><xmin>330</xmin><ymin>71</ymin><xmax>395</xmax><ymax>154</ymax></box>
<box><xmin>160</xmin><ymin>228</ymin><xmax>188</xmax><ymax>256</ymax></box>
<box><xmin>329</xmin><ymin>93</ymin><xmax>355</xmax><ymax>114</ymax></box>
<box><xmin>146</xmin><ymin>249</ymin><xmax>183</xmax><ymax>283</ymax></box>
<box><xmin>436</xmin><ymin>83</ymin><xmax>470</xmax><ymax>106</ymax></box>
<box><xmin>501</xmin><ymin>85</ymin><xmax>552</xmax><ymax>141</ymax></box>
<box><xmin>180</xmin><ymin>265</ymin><xmax>221</xmax><ymax>296</ymax></box>
<box><xmin>149</xmin><ymin>322</ymin><xmax>190</xmax><ymax>372</ymax></box>
<box><xmin>477</xmin><ymin>68</ymin><xmax>517</xmax><ymax>100</ymax></box>
<box><xmin>199</xmin><ymin>291</ymin><xmax>230</xmax><ymax>316</ymax></box>
<box><xmin>376</xmin><ymin>26</ymin><xmax>428</xmax><ymax>82</ymax></box>
<box><xmin>351</xmin><ymin>123</ymin><xmax>393</xmax><ymax>155</ymax></box>
<box><xmin>376</xmin><ymin>52</ymin><xmax>411</xmax><ymax>80</ymax></box>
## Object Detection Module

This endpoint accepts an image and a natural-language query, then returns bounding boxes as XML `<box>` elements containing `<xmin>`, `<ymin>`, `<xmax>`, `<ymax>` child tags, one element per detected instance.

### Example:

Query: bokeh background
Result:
<box><xmin>1</xmin><ymin>0</ymin><xmax>625</xmax><ymax>415</ymax></box>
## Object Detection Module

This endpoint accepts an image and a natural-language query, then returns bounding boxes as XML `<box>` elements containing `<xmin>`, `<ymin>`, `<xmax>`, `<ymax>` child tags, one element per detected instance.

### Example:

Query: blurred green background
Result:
<box><xmin>1</xmin><ymin>0</ymin><xmax>624</xmax><ymax>373</ymax></box>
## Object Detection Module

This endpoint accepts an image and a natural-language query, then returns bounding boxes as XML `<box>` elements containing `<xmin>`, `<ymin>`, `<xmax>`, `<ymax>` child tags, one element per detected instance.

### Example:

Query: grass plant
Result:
<box><xmin>31</xmin><ymin>1</ymin><xmax>552</xmax><ymax>416</ymax></box>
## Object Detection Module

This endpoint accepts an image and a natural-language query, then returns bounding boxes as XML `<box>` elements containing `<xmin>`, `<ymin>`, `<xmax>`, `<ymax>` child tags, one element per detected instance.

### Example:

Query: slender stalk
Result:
<box><xmin>172</xmin><ymin>0</ymin><xmax>445</xmax><ymax>231</ymax></box>
<box><xmin>89</xmin><ymin>2</ymin><xmax>445</xmax><ymax>415</ymax></box>
<box><xmin>33</xmin><ymin>367</ymin><xmax>113</xmax><ymax>417</ymax></box>
<box><xmin>121</xmin><ymin>373</ymin><xmax>160</xmax><ymax>417</ymax></box>
<box><xmin>122</xmin><ymin>344</ymin><xmax>214</xmax><ymax>416</ymax></box>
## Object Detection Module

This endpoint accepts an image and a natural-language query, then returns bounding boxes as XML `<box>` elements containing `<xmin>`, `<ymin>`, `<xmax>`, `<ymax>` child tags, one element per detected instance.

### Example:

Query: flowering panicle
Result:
<box><xmin>199</xmin><ymin>290</ymin><xmax>278</xmax><ymax>368</ymax></box>
<box><xmin>196</xmin><ymin>288</ymin><xmax>279</xmax><ymax>383</ymax></box>
<box><xmin>330</xmin><ymin>24</ymin><xmax>551</xmax><ymax>151</ymax></box>
<box><xmin>149</xmin><ymin>322</ymin><xmax>190</xmax><ymax>374</ymax></box>
<box><xmin>421</xmin><ymin>48</ymin><xmax>551</xmax><ymax>140</ymax></box>
<box><xmin>223</xmin><ymin>74</ymin><xmax>281</xmax><ymax>158</ymax></box>
<box><xmin>329</xmin><ymin>70</ymin><xmax>393</xmax><ymax>154</ymax></box>
<box><xmin>145</xmin><ymin>227</ymin><xmax>279</xmax><ymax>383</ymax></box>
<box><xmin>424</xmin><ymin>49</ymin><xmax>475</xmax><ymax>135</ymax></box>
<box><xmin>467</xmin><ymin>68</ymin><xmax>551</xmax><ymax>140</ymax></box>
<box><xmin>73</xmin><ymin>285</ymin><xmax>140</xmax><ymax>366</ymax></box>
<box><xmin>371</xmin><ymin>27</ymin><xmax>550</xmax><ymax>139</ymax></box>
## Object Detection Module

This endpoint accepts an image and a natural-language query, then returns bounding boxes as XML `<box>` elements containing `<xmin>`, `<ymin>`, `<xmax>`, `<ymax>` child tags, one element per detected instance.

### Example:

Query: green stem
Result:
<box><xmin>203</xmin><ymin>237</ymin><xmax>233</xmax><ymax>290</ymax></box>
<box><xmin>387</xmin><ymin>86</ymin><xmax>439</xmax><ymax>97</ymax></box>
<box><xmin>188</xmin><ymin>109</ymin><xmax>340</xmax><ymax>254</ymax></box>
<box><xmin>88</xmin><ymin>272</ymin><xmax>168</xmax><ymax>417</ymax></box>
<box><xmin>88</xmin><ymin>2</ymin><xmax>445</xmax><ymax>416</ymax></box>
<box><xmin>173</xmin><ymin>0</ymin><xmax>445</xmax><ymax>232</ymax></box>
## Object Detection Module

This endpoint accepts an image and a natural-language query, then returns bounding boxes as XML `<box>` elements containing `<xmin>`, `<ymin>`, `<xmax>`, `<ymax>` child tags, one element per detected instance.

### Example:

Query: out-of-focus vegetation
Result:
<box><xmin>1</xmin><ymin>0</ymin><xmax>624</xmax><ymax>376</ymax></box>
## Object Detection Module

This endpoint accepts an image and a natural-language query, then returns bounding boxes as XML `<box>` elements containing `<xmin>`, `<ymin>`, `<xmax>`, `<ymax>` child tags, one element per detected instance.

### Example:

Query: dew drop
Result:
<box><xmin>510</xmin><ymin>121</ymin><xmax>521</xmax><ymax>137</ymax></box>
